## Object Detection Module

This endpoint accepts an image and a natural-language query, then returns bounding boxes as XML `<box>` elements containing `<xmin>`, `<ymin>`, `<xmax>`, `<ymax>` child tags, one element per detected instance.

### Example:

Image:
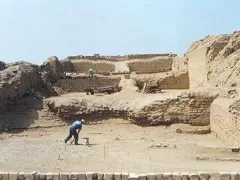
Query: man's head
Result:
<box><xmin>81</xmin><ymin>119</ymin><xmax>85</xmax><ymax>124</ymax></box>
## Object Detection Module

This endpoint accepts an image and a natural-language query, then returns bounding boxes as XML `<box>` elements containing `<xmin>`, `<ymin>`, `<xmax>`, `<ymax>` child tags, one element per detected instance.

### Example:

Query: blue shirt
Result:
<box><xmin>71</xmin><ymin>121</ymin><xmax>82</xmax><ymax>130</ymax></box>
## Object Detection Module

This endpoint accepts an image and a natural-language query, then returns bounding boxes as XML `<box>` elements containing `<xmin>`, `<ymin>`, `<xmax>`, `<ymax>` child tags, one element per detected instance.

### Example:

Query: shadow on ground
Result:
<box><xmin>0</xmin><ymin>97</ymin><xmax>43</xmax><ymax>133</ymax></box>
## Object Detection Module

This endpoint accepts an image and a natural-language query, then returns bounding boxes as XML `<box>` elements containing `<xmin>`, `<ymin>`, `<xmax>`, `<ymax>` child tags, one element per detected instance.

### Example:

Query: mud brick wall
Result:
<box><xmin>132</xmin><ymin>94</ymin><xmax>214</xmax><ymax>126</ymax></box>
<box><xmin>187</xmin><ymin>45</ymin><xmax>209</xmax><ymax>89</ymax></box>
<box><xmin>158</xmin><ymin>72</ymin><xmax>189</xmax><ymax>90</ymax></box>
<box><xmin>66</xmin><ymin>53</ymin><xmax>176</xmax><ymax>61</ymax></box>
<box><xmin>133</xmin><ymin>72</ymin><xmax>189</xmax><ymax>91</ymax></box>
<box><xmin>210</xmin><ymin>97</ymin><xmax>240</xmax><ymax>144</ymax></box>
<box><xmin>127</xmin><ymin>53</ymin><xmax>177</xmax><ymax>59</ymax></box>
<box><xmin>172</xmin><ymin>56</ymin><xmax>188</xmax><ymax>74</ymax></box>
<box><xmin>127</xmin><ymin>58</ymin><xmax>173</xmax><ymax>73</ymax></box>
<box><xmin>71</xmin><ymin>60</ymin><xmax>115</xmax><ymax>73</ymax></box>
<box><xmin>46</xmin><ymin>91</ymin><xmax>214</xmax><ymax>126</ymax></box>
<box><xmin>67</xmin><ymin>55</ymin><xmax>127</xmax><ymax>61</ymax></box>
<box><xmin>70</xmin><ymin>57</ymin><xmax>173</xmax><ymax>74</ymax></box>
<box><xmin>0</xmin><ymin>172</ymin><xmax>239</xmax><ymax>180</ymax></box>
<box><xmin>53</xmin><ymin>77</ymin><xmax>121</xmax><ymax>94</ymax></box>
<box><xmin>188</xmin><ymin>99</ymin><xmax>213</xmax><ymax>125</ymax></box>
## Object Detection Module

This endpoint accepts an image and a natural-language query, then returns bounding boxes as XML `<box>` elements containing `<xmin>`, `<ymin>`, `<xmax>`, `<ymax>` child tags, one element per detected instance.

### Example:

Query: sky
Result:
<box><xmin>0</xmin><ymin>0</ymin><xmax>240</xmax><ymax>65</ymax></box>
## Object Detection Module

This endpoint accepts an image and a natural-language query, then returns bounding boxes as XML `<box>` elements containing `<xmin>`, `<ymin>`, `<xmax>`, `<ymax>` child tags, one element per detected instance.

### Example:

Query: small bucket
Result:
<box><xmin>83</xmin><ymin>138</ymin><xmax>89</xmax><ymax>145</ymax></box>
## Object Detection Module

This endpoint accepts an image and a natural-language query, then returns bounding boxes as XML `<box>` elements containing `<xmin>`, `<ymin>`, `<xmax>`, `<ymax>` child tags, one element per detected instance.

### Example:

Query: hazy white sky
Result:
<box><xmin>0</xmin><ymin>0</ymin><xmax>240</xmax><ymax>64</ymax></box>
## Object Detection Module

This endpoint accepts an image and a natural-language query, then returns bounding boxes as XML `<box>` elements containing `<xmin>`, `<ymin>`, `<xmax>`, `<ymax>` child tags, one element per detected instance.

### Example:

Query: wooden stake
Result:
<box><xmin>142</xmin><ymin>83</ymin><xmax>147</xmax><ymax>94</ymax></box>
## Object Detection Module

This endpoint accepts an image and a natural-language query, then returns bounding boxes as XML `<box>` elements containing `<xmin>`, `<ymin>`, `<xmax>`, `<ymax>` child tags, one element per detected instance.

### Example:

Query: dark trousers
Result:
<box><xmin>64</xmin><ymin>127</ymin><xmax>78</xmax><ymax>144</ymax></box>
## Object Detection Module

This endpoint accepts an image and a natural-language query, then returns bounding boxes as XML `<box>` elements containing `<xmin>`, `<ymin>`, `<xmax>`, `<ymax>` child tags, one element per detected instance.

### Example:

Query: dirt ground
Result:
<box><xmin>0</xmin><ymin>118</ymin><xmax>240</xmax><ymax>173</ymax></box>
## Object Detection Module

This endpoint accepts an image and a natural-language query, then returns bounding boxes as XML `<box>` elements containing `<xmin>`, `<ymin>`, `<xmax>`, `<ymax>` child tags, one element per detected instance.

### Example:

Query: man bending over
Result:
<box><xmin>64</xmin><ymin>119</ymin><xmax>85</xmax><ymax>145</ymax></box>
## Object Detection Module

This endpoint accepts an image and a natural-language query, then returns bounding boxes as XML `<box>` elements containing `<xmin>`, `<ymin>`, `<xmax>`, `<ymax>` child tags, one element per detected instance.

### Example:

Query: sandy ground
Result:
<box><xmin>0</xmin><ymin>118</ymin><xmax>240</xmax><ymax>173</ymax></box>
<box><xmin>47</xmin><ymin>89</ymin><xmax>185</xmax><ymax>113</ymax></box>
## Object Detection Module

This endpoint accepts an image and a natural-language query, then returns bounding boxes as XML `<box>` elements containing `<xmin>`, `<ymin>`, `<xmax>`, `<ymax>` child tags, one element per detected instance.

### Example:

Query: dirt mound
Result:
<box><xmin>0</xmin><ymin>63</ymin><xmax>40</xmax><ymax>112</ymax></box>
<box><xmin>41</xmin><ymin>56</ymin><xmax>64</xmax><ymax>83</ymax></box>
<box><xmin>60</xmin><ymin>58</ymin><xmax>73</xmax><ymax>72</ymax></box>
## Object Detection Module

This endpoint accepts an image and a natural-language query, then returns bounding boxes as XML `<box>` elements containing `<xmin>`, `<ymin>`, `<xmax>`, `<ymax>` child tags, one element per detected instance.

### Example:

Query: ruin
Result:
<box><xmin>1</xmin><ymin>31</ymin><xmax>240</xmax><ymax>173</ymax></box>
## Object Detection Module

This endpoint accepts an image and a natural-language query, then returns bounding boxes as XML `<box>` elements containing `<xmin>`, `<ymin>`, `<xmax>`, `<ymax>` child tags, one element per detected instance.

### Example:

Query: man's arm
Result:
<box><xmin>77</xmin><ymin>128</ymin><xmax>81</xmax><ymax>134</ymax></box>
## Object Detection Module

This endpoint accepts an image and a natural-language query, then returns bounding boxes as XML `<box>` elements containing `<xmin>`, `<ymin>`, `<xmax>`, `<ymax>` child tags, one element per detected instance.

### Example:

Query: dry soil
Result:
<box><xmin>0</xmin><ymin>118</ymin><xmax>240</xmax><ymax>173</ymax></box>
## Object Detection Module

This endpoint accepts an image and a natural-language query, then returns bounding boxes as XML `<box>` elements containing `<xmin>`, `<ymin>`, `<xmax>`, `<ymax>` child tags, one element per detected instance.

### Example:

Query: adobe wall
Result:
<box><xmin>127</xmin><ymin>53</ymin><xmax>177</xmax><ymax>59</ymax></box>
<box><xmin>70</xmin><ymin>60</ymin><xmax>115</xmax><ymax>73</ymax></box>
<box><xmin>172</xmin><ymin>56</ymin><xmax>188</xmax><ymax>74</ymax></box>
<box><xmin>69</xmin><ymin>57</ymin><xmax>173</xmax><ymax>74</ymax></box>
<box><xmin>210</xmin><ymin>97</ymin><xmax>240</xmax><ymax>144</ymax></box>
<box><xmin>114</xmin><ymin>62</ymin><xmax>130</xmax><ymax>73</ymax></box>
<box><xmin>132</xmin><ymin>91</ymin><xmax>214</xmax><ymax>126</ymax></box>
<box><xmin>127</xmin><ymin>57</ymin><xmax>173</xmax><ymax>73</ymax></box>
<box><xmin>186</xmin><ymin>46</ymin><xmax>208</xmax><ymax>89</ymax></box>
<box><xmin>206</xmin><ymin>32</ymin><xmax>240</xmax><ymax>88</ymax></box>
<box><xmin>158</xmin><ymin>72</ymin><xmax>189</xmax><ymax>89</ymax></box>
<box><xmin>133</xmin><ymin>72</ymin><xmax>189</xmax><ymax>90</ymax></box>
<box><xmin>186</xmin><ymin>32</ymin><xmax>240</xmax><ymax>89</ymax></box>
<box><xmin>67</xmin><ymin>53</ymin><xmax>177</xmax><ymax>61</ymax></box>
<box><xmin>53</xmin><ymin>76</ymin><xmax>121</xmax><ymax>94</ymax></box>
<box><xmin>184</xmin><ymin>32</ymin><xmax>240</xmax><ymax>144</ymax></box>
<box><xmin>45</xmin><ymin>90</ymin><xmax>215</xmax><ymax>126</ymax></box>
<box><xmin>173</xmin><ymin>72</ymin><xmax>189</xmax><ymax>89</ymax></box>
<box><xmin>0</xmin><ymin>172</ymin><xmax>238</xmax><ymax>180</ymax></box>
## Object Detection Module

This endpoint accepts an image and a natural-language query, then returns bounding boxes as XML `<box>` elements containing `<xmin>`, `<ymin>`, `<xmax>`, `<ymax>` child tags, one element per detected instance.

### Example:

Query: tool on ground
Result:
<box><xmin>142</xmin><ymin>83</ymin><xmax>147</xmax><ymax>94</ymax></box>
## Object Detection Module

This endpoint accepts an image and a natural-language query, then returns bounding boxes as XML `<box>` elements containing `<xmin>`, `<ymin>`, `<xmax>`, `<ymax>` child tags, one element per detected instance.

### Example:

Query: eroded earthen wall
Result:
<box><xmin>67</xmin><ymin>53</ymin><xmax>176</xmax><ymax>61</ymax></box>
<box><xmin>133</xmin><ymin>72</ymin><xmax>189</xmax><ymax>90</ymax></box>
<box><xmin>127</xmin><ymin>58</ymin><xmax>173</xmax><ymax>73</ymax></box>
<box><xmin>45</xmin><ymin>90</ymin><xmax>215</xmax><ymax>126</ymax></box>
<box><xmin>172</xmin><ymin>56</ymin><xmax>188</xmax><ymax>74</ymax></box>
<box><xmin>0</xmin><ymin>64</ymin><xmax>40</xmax><ymax>112</ymax></box>
<box><xmin>132</xmin><ymin>94</ymin><xmax>214</xmax><ymax>126</ymax></box>
<box><xmin>53</xmin><ymin>77</ymin><xmax>121</xmax><ymax>94</ymax></box>
<box><xmin>210</xmin><ymin>98</ymin><xmax>240</xmax><ymax>144</ymax></box>
<box><xmin>159</xmin><ymin>72</ymin><xmax>189</xmax><ymax>89</ymax></box>
<box><xmin>71</xmin><ymin>60</ymin><xmax>115</xmax><ymax>73</ymax></box>
<box><xmin>187</xmin><ymin>47</ymin><xmax>208</xmax><ymax>89</ymax></box>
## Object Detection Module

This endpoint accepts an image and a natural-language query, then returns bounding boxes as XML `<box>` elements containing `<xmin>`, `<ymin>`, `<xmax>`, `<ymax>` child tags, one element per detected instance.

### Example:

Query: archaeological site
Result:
<box><xmin>1</xmin><ymin>31</ymin><xmax>240</xmax><ymax>178</ymax></box>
